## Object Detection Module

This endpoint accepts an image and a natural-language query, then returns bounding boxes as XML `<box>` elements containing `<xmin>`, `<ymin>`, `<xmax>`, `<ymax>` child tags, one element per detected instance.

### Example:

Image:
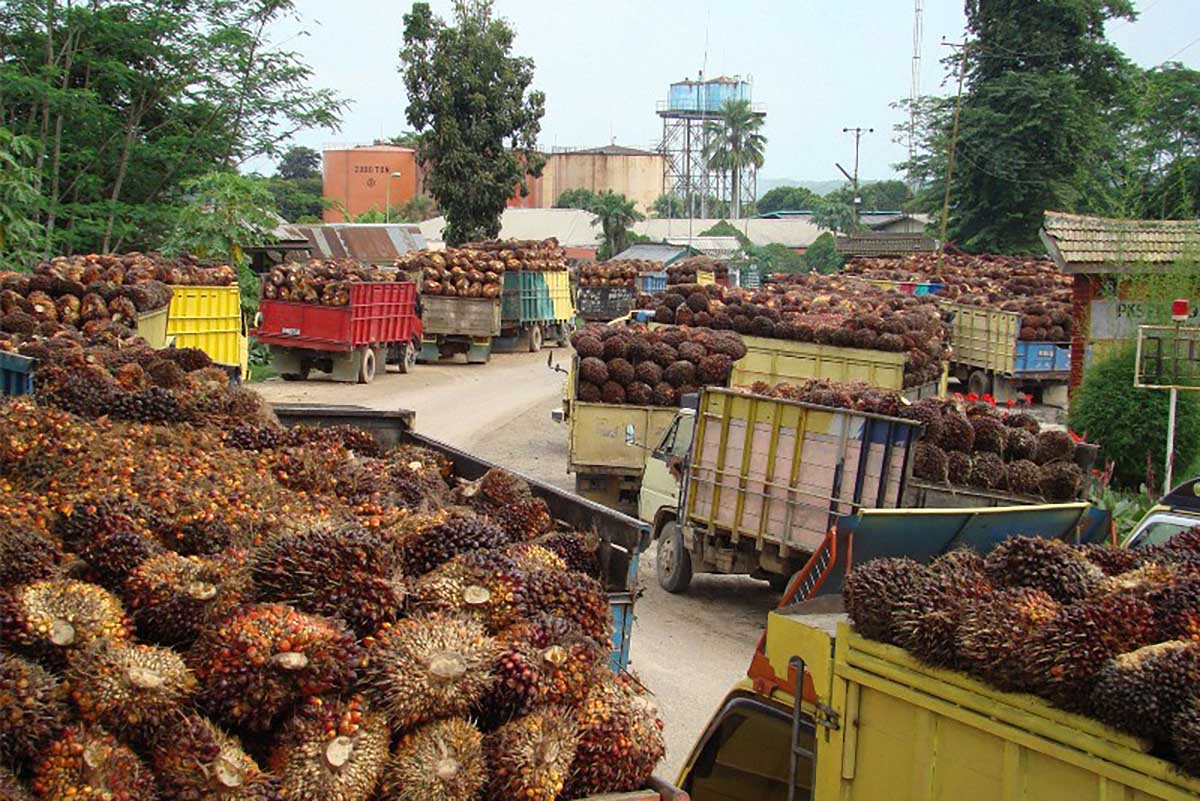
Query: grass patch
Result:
<box><xmin>249</xmin><ymin>363</ymin><xmax>277</xmax><ymax>382</ymax></box>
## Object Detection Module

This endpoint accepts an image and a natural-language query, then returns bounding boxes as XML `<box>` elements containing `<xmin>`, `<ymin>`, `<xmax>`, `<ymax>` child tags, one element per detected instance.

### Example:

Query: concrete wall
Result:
<box><xmin>540</xmin><ymin>151</ymin><xmax>666</xmax><ymax>213</ymax></box>
<box><xmin>323</xmin><ymin>146</ymin><xmax>418</xmax><ymax>222</ymax></box>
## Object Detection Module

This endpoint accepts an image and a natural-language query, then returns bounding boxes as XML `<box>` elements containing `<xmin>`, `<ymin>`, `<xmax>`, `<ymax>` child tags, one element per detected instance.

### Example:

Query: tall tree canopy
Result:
<box><xmin>0</xmin><ymin>0</ymin><xmax>345</xmax><ymax>257</ymax></box>
<box><xmin>590</xmin><ymin>192</ymin><xmax>643</xmax><ymax>260</ymax></box>
<box><xmin>399</xmin><ymin>0</ymin><xmax>546</xmax><ymax>246</ymax></box>
<box><xmin>704</xmin><ymin>99</ymin><xmax>766</xmax><ymax>220</ymax></box>
<box><xmin>758</xmin><ymin>185</ymin><xmax>820</xmax><ymax>214</ymax></box>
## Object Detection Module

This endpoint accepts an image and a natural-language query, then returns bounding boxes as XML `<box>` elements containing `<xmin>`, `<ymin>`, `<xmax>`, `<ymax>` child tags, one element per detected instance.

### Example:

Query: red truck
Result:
<box><xmin>253</xmin><ymin>282</ymin><xmax>422</xmax><ymax>383</ymax></box>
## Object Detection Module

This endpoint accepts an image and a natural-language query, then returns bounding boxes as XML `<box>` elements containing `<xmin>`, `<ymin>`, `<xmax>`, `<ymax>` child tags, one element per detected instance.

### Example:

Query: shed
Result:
<box><xmin>291</xmin><ymin>223</ymin><xmax>426</xmax><ymax>265</ymax></box>
<box><xmin>1040</xmin><ymin>211</ymin><xmax>1200</xmax><ymax>389</ymax></box>
<box><xmin>665</xmin><ymin>236</ymin><xmax>743</xmax><ymax>260</ymax></box>
<box><xmin>610</xmin><ymin>242</ymin><xmax>693</xmax><ymax>265</ymax></box>
<box><xmin>836</xmin><ymin>232</ymin><xmax>937</xmax><ymax>258</ymax></box>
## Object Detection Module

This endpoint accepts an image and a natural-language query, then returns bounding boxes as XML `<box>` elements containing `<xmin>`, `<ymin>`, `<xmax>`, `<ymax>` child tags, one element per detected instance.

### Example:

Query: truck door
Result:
<box><xmin>637</xmin><ymin>409</ymin><xmax>695</xmax><ymax>529</ymax></box>
<box><xmin>680</xmin><ymin>695</ymin><xmax>813</xmax><ymax>801</ymax></box>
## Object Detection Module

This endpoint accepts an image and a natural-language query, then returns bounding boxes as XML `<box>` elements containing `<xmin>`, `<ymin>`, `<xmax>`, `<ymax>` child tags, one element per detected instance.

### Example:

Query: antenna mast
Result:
<box><xmin>909</xmin><ymin>0</ymin><xmax>924</xmax><ymax>188</ymax></box>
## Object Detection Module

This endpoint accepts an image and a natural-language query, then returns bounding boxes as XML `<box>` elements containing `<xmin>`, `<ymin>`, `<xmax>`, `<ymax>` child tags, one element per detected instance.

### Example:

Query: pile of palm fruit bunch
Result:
<box><xmin>260</xmin><ymin>259</ymin><xmax>393</xmax><ymax>306</ymax></box>
<box><xmin>844</xmin><ymin>532</ymin><xmax>1200</xmax><ymax>776</ymax></box>
<box><xmin>0</xmin><ymin>256</ymin><xmax>176</xmax><ymax>343</ymax></box>
<box><xmin>398</xmin><ymin>238</ymin><xmax>566</xmax><ymax>298</ymax></box>
<box><xmin>571</xmin><ymin>322</ymin><xmax>747</xmax><ymax>407</ymax></box>
<box><xmin>841</xmin><ymin>253</ymin><xmax>1074</xmax><ymax>342</ymax></box>
<box><xmin>0</xmin><ymin>381</ymin><xmax>665</xmax><ymax>799</ymax></box>
<box><xmin>577</xmin><ymin>259</ymin><xmax>662</xmax><ymax>288</ymax></box>
<box><xmin>665</xmin><ymin>255</ymin><xmax>727</xmax><ymax>285</ymax></box>
<box><xmin>745</xmin><ymin>379</ymin><xmax>1089</xmax><ymax>502</ymax></box>
<box><xmin>653</xmin><ymin>273</ymin><xmax>951</xmax><ymax>389</ymax></box>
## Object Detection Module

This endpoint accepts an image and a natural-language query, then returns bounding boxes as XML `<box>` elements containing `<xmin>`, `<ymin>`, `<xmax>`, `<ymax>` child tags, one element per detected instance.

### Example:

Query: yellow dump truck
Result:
<box><xmin>560</xmin><ymin>328</ymin><xmax>940</xmax><ymax>516</ymax></box>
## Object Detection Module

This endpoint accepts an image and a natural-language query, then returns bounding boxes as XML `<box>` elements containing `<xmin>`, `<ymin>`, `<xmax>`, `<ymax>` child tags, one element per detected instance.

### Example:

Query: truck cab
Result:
<box><xmin>636</xmin><ymin>405</ymin><xmax>695</xmax><ymax>537</ymax></box>
<box><xmin>1125</xmin><ymin>477</ymin><xmax>1200</xmax><ymax>549</ymax></box>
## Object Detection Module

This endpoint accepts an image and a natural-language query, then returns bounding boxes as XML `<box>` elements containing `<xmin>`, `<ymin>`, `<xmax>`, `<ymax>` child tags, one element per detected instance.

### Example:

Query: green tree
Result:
<box><xmin>803</xmin><ymin>232</ymin><xmax>844</xmax><ymax>275</ymax></box>
<box><xmin>757</xmin><ymin>185</ymin><xmax>820</xmax><ymax>214</ymax></box>
<box><xmin>352</xmin><ymin>195</ymin><xmax>438</xmax><ymax>223</ymax></box>
<box><xmin>277</xmin><ymin>146</ymin><xmax>322</xmax><ymax>181</ymax></box>
<box><xmin>652</xmin><ymin>193</ymin><xmax>685</xmax><ymax>218</ymax></box>
<box><xmin>0</xmin><ymin>0</ymin><xmax>345</xmax><ymax>256</ymax></box>
<box><xmin>698</xmin><ymin>220</ymin><xmax>752</xmax><ymax>249</ymax></box>
<box><xmin>1116</xmin><ymin>64</ymin><xmax>1200</xmax><ymax>219</ymax></box>
<box><xmin>554</xmin><ymin>188</ymin><xmax>599</xmax><ymax>210</ymax></box>
<box><xmin>386</xmin><ymin>131</ymin><xmax>422</xmax><ymax>148</ymax></box>
<box><xmin>748</xmin><ymin>243</ymin><xmax>808</xmax><ymax>274</ymax></box>
<box><xmin>811</xmin><ymin>199</ymin><xmax>858</xmax><ymax>235</ymax></box>
<box><xmin>0</xmin><ymin>128</ymin><xmax>42</xmax><ymax>270</ymax></box>
<box><xmin>399</xmin><ymin>1</ymin><xmax>546</xmax><ymax>245</ymax></box>
<box><xmin>704</xmin><ymin>98</ymin><xmax>767</xmax><ymax>219</ymax></box>
<box><xmin>943</xmin><ymin>0</ymin><xmax>1136</xmax><ymax>252</ymax></box>
<box><xmin>1070</xmin><ymin>344</ymin><xmax>1200</xmax><ymax>491</ymax></box>
<box><xmin>590</xmin><ymin>192</ymin><xmax>643</xmax><ymax>260</ymax></box>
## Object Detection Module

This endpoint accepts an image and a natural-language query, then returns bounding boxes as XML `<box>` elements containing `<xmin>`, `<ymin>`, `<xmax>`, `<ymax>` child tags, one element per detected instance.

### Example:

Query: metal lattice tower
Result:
<box><xmin>909</xmin><ymin>0</ymin><xmax>924</xmax><ymax>186</ymax></box>
<box><xmin>657</xmin><ymin>75</ymin><xmax>764</xmax><ymax>219</ymax></box>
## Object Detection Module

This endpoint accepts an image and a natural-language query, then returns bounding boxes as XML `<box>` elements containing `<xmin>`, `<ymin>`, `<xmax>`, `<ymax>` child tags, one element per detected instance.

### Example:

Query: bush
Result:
<box><xmin>1069</xmin><ymin>344</ymin><xmax>1200</xmax><ymax>490</ymax></box>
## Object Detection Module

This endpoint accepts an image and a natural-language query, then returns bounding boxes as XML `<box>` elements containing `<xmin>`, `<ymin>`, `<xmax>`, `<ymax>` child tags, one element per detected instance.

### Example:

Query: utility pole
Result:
<box><xmin>841</xmin><ymin>127</ymin><xmax>873</xmax><ymax>228</ymax></box>
<box><xmin>937</xmin><ymin>40</ymin><xmax>969</xmax><ymax>277</ymax></box>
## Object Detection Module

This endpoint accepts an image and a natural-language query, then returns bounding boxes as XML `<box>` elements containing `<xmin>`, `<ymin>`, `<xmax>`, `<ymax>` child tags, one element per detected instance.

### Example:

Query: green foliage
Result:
<box><xmin>385</xmin><ymin>131</ymin><xmax>422</xmax><ymax>148</ymax></box>
<box><xmin>651</xmin><ymin>193</ymin><xmax>685</xmax><ymax>218</ymax></box>
<box><xmin>555</xmin><ymin>188</ymin><xmax>599</xmax><ymax>211</ymax></box>
<box><xmin>824</xmin><ymin>180</ymin><xmax>913</xmax><ymax>212</ymax></box>
<box><xmin>399</xmin><ymin>1</ymin><xmax>545</xmax><ymax>246</ymax></box>
<box><xmin>267</xmin><ymin>166</ymin><xmax>325</xmax><ymax>224</ymax></box>
<box><xmin>1091</xmin><ymin>482</ymin><xmax>1157</xmax><ymax>538</ymax></box>
<box><xmin>0</xmin><ymin>127</ymin><xmax>41</xmax><ymax>270</ymax></box>
<box><xmin>803</xmin><ymin>232</ymin><xmax>844</xmax><ymax>275</ymax></box>
<box><xmin>757</xmin><ymin>185</ymin><xmax>820</xmax><ymax>214</ymax></box>
<box><xmin>276</xmin><ymin>146</ymin><xmax>322</xmax><ymax>181</ymax></box>
<box><xmin>590</xmin><ymin>191</ymin><xmax>643</xmax><ymax>260</ymax></box>
<box><xmin>1069</xmin><ymin>344</ymin><xmax>1200</xmax><ymax>491</ymax></box>
<box><xmin>704</xmin><ymin>99</ymin><xmax>766</xmax><ymax>219</ymax></box>
<box><xmin>748</xmin><ymin>243</ymin><xmax>807</xmax><ymax>275</ymax></box>
<box><xmin>811</xmin><ymin>199</ymin><xmax>858</xmax><ymax>236</ymax></box>
<box><xmin>0</xmin><ymin>0</ymin><xmax>346</xmax><ymax>256</ymax></box>
<box><xmin>697</xmin><ymin>220</ymin><xmax>751</xmax><ymax>249</ymax></box>
<box><xmin>350</xmin><ymin>195</ymin><xmax>437</xmax><ymax>223</ymax></box>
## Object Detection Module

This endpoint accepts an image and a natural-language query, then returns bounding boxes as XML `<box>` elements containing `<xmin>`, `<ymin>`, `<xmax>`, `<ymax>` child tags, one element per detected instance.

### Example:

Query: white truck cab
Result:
<box><xmin>1126</xmin><ymin>477</ymin><xmax>1200</xmax><ymax>548</ymax></box>
<box><xmin>636</xmin><ymin>407</ymin><xmax>695</xmax><ymax>537</ymax></box>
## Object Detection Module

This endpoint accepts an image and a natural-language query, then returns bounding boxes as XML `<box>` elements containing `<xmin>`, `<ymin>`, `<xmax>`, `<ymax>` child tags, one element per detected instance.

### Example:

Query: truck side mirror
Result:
<box><xmin>625</xmin><ymin>423</ymin><xmax>636</xmax><ymax>446</ymax></box>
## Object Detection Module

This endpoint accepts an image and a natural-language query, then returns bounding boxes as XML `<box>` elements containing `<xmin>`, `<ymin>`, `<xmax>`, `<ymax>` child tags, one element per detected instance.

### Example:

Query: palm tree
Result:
<box><xmin>704</xmin><ymin>99</ymin><xmax>767</xmax><ymax>219</ymax></box>
<box><xmin>590</xmin><ymin>191</ymin><xmax>644</xmax><ymax>259</ymax></box>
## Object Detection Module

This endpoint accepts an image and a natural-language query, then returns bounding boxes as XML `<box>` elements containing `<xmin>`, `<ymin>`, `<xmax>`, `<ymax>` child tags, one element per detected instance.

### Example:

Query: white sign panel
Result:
<box><xmin>1090</xmin><ymin>300</ymin><xmax>1200</xmax><ymax>340</ymax></box>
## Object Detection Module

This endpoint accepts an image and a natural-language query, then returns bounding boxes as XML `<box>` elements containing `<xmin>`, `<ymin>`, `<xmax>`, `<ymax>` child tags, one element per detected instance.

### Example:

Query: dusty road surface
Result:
<box><xmin>254</xmin><ymin>348</ymin><xmax>777</xmax><ymax>782</ymax></box>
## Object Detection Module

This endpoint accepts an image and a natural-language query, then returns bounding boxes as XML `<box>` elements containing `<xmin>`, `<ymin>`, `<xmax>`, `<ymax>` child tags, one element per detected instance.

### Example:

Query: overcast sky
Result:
<box><xmin>265</xmin><ymin>0</ymin><xmax>1200</xmax><ymax>183</ymax></box>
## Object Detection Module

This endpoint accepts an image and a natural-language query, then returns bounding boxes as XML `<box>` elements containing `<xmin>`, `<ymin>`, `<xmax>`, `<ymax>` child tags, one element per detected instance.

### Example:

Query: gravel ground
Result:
<box><xmin>254</xmin><ymin>348</ymin><xmax>774</xmax><ymax>781</ymax></box>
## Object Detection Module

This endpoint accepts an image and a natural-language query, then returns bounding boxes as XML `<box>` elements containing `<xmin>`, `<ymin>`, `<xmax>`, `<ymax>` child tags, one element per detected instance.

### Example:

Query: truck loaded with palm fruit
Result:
<box><xmin>0</xmin><ymin>290</ymin><xmax>682</xmax><ymax>801</ymax></box>
<box><xmin>672</xmin><ymin>507</ymin><xmax>1200</xmax><ymax>801</ymax></box>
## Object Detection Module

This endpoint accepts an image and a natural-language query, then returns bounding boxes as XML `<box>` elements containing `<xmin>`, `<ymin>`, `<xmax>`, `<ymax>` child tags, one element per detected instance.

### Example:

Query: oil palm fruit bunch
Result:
<box><xmin>1089</xmin><ymin>640</ymin><xmax>1200</xmax><ymax>740</ymax></box>
<box><xmin>1150</xmin><ymin>575</ymin><xmax>1200</xmax><ymax>640</ymax></box>
<box><xmin>66</xmin><ymin>639</ymin><xmax>196</xmax><ymax>744</ymax></box>
<box><xmin>485</xmin><ymin>497</ymin><xmax>554</xmax><ymax>543</ymax></box>
<box><xmin>1172</xmin><ymin>695</ymin><xmax>1200</xmax><ymax>776</ymax></box>
<box><xmin>1019</xmin><ymin>593</ymin><xmax>1156</xmax><ymax>708</ymax></box>
<box><xmin>0</xmin><ymin>766</ymin><xmax>32</xmax><ymax>801</ymax></box>
<box><xmin>477</xmin><ymin>615</ymin><xmax>604</xmax><ymax>729</ymax></box>
<box><xmin>396</xmin><ymin>512</ymin><xmax>511</xmax><ymax>577</ymax></box>
<box><xmin>1005</xmin><ymin>459</ymin><xmax>1041</xmax><ymax>496</ymax></box>
<box><xmin>123</xmin><ymin>550</ymin><xmax>250</xmax><ymax>646</ymax></box>
<box><xmin>1038</xmin><ymin>460</ymin><xmax>1084</xmax><ymax>502</ymax></box>
<box><xmin>936</xmin><ymin>410</ymin><xmax>974</xmax><ymax>453</ymax></box>
<box><xmin>189</xmin><ymin>603</ymin><xmax>361</xmax><ymax>731</ymax></box>
<box><xmin>267</xmin><ymin>695</ymin><xmax>389</xmax><ymax>801</ymax></box>
<box><xmin>153</xmin><ymin>715</ymin><xmax>281</xmax><ymax>801</ymax></box>
<box><xmin>983</xmin><ymin>536</ymin><xmax>1103</xmax><ymax>603</ymax></box>
<box><xmin>0</xmin><ymin>527</ymin><xmax>61</xmax><ymax>589</ymax></box>
<box><xmin>53</xmin><ymin>498</ymin><xmax>161</xmax><ymax>591</ymax></box>
<box><xmin>365</xmin><ymin>612</ymin><xmax>500</xmax><ymax>729</ymax></box>
<box><xmin>250</xmin><ymin>525</ymin><xmax>405</xmax><ymax>637</ymax></box>
<box><xmin>1</xmin><ymin>580</ymin><xmax>131</xmax><ymax>661</ymax></box>
<box><xmin>1034</xmin><ymin>429</ymin><xmax>1076</xmax><ymax>465</ymax></box>
<box><xmin>32</xmin><ymin>725</ymin><xmax>157</xmax><ymax>801</ymax></box>
<box><xmin>893</xmin><ymin>550</ymin><xmax>994</xmax><ymax>668</ymax></box>
<box><xmin>485</xmin><ymin>706</ymin><xmax>578</xmax><ymax>801</ymax></box>
<box><xmin>970</xmin><ymin>416</ymin><xmax>1007</xmax><ymax>455</ymax></box>
<box><xmin>563</xmin><ymin>672</ymin><xmax>666</xmax><ymax>798</ymax></box>
<box><xmin>965</xmin><ymin>452</ymin><xmax>1005</xmax><ymax>490</ymax></box>
<box><xmin>1091</xmin><ymin>562</ymin><xmax>1178</xmax><ymax>606</ymax></box>
<box><xmin>411</xmin><ymin>549</ymin><xmax>526</xmax><ymax>633</ymax></box>
<box><xmin>844</xmin><ymin>558</ymin><xmax>928</xmax><ymax>644</ymax></box>
<box><xmin>912</xmin><ymin>442</ymin><xmax>949</xmax><ymax>483</ymax></box>
<box><xmin>955</xmin><ymin>587</ymin><xmax>1059</xmax><ymax>689</ymax></box>
<box><xmin>535</xmin><ymin>532</ymin><xmax>602</xmax><ymax>578</ymax></box>
<box><xmin>522</xmin><ymin>570</ymin><xmax>611</xmax><ymax>644</ymax></box>
<box><xmin>380</xmin><ymin>717</ymin><xmax>486</xmax><ymax>801</ymax></box>
<box><xmin>0</xmin><ymin>650</ymin><xmax>67</xmax><ymax>764</ymax></box>
<box><xmin>1079</xmin><ymin>544</ymin><xmax>1143</xmax><ymax>577</ymax></box>
<box><xmin>503</xmin><ymin>543</ymin><xmax>568</xmax><ymax>573</ymax></box>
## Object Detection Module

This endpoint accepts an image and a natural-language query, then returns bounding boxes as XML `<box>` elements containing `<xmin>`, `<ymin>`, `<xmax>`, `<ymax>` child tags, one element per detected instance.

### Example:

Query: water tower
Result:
<box><xmin>657</xmin><ymin>74</ymin><xmax>764</xmax><ymax>218</ymax></box>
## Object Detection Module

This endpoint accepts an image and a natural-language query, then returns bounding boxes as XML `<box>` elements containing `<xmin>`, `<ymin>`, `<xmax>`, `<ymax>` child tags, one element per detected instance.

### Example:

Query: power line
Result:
<box><xmin>1161</xmin><ymin>33</ymin><xmax>1200</xmax><ymax>63</ymax></box>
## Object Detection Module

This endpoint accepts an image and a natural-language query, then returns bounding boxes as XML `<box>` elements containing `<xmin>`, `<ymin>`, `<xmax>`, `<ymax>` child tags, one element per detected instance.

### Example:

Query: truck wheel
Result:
<box><xmin>358</xmin><ymin>348</ymin><xmax>377</xmax><ymax>384</ymax></box>
<box><xmin>396</xmin><ymin>342</ymin><xmax>417</xmax><ymax>374</ymax></box>
<box><xmin>280</xmin><ymin>363</ymin><xmax>311</xmax><ymax>381</ymax></box>
<box><xmin>656</xmin><ymin>522</ymin><xmax>692</xmax><ymax>593</ymax></box>
<box><xmin>528</xmin><ymin>324</ymin><xmax>543</xmax><ymax>353</ymax></box>
<box><xmin>967</xmin><ymin>370</ymin><xmax>991</xmax><ymax>397</ymax></box>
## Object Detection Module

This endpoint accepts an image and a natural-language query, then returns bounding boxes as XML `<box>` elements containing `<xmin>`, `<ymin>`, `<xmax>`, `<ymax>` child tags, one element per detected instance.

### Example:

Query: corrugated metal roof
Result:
<box><xmin>836</xmin><ymin>233</ymin><xmax>937</xmax><ymax>257</ymax></box>
<box><xmin>568</xmin><ymin>144</ymin><xmax>660</xmax><ymax>157</ymax></box>
<box><xmin>289</xmin><ymin>224</ymin><xmax>426</xmax><ymax>263</ymax></box>
<box><xmin>634</xmin><ymin>218</ymin><xmax>824</xmax><ymax>248</ymax></box>
<box><xmin>1041</xmin><ymin>211</ymin><xmax>1200</xmax><ymax>273</ymax></box>
<box><xmin>419</xmin><ymin>208</ymin><xmax>600</xmax><ymax>248</ymax></box>
<box><xmin>665</xmin><ymin>236</ymin><xmax>742</xmax><ymax>258</ymax></box>
<box><xmin>611</xmin><ymin>243</ymin><xmax>689</xmax><ymax>264</ymax></box>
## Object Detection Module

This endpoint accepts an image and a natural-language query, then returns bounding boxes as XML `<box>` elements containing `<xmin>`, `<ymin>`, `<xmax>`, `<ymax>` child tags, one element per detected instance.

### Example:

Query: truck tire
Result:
<box><xmin>967</xmin><ymin>369</ymin><xmax>991</xmax><ymax>397</ymax></box>
<box><xmin>281</xmin><ymin>364</ymin><xmax>310</xmax><ymax>382</ymax></box>
<box><xmin>396</xmin><ymin>341</ymin><xmax>417</xmax><ymax>374</ymax></box>
<box><xmin>656</xmin><ymin>522</ymin><xmax>692</xmax><ymax>593</ymax></box>
<box><xmin>528</xmin><ymin>324</ymin><xmax>543</xmax><ymax>353</ymax></box>
<box><xmin>358</xmin><ymin>348</ymin><xmax>377</xmax><ymax>384</ymax></box>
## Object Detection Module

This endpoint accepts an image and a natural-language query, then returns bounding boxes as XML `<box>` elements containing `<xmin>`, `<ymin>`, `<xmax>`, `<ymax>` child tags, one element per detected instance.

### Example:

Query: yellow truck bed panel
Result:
<box><xmin>944</xmin><ymin>301</ymin><xmax>1020</xmax><ymax>375</ymax></box>
<box><xmin>167</xmin><ymin>285</ymin><xmax>248</xmax><ymax>376</ymax></box>
<box><xmin>730</xmin><ymin>334</ymin><xmax>907</xmax><ymax>391</ymax></box>
<box><xmin>784</xmin><ymin>615</ymin><xmax>1200</xmax><ymax>801</ymax></box>
<box><xmin>568</xmin><ymin>401</ymin><xmax>678</xmax><ymax>474</ymax></box>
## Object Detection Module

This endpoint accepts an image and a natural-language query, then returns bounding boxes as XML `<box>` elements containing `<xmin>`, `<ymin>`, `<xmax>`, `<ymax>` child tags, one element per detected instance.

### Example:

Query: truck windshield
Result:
<box><xmin>1128</xmin><ymin>514</ymin><xmax>1200</xmax><ymax>548</ymax></box>
<box><xmin>683</xmin><ymin>697</ymin><xmax>811</xmax><ymax>801</ymax></box>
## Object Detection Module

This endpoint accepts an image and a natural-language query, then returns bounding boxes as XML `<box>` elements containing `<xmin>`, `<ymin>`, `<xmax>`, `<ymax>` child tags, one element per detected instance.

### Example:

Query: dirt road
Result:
<box><xmin>255</xmin><ymin>350</ymin><xmax>774</xmax><ymax>780</ymax></box>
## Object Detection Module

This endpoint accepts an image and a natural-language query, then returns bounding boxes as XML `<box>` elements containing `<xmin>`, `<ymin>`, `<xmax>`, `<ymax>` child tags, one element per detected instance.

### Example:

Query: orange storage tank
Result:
<box><xmin>322</xmin><ymin>145</ymin><xmax>418</xmax><ymax>222</ymax></box>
